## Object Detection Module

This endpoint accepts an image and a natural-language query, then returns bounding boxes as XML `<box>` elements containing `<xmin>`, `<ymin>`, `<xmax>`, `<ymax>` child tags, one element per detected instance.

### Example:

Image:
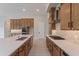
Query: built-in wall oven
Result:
<box><xmin>22</xmin><ymin>26</ymin><xmax>30</xmax><ymax>35</ymax></box>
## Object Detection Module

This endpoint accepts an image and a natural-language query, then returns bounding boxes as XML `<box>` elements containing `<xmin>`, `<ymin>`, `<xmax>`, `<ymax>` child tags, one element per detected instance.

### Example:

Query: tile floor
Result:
<box><xmin>28</xmin><ymin>38</ymin><xmax>50</xmax><ymax>56</ymax></box>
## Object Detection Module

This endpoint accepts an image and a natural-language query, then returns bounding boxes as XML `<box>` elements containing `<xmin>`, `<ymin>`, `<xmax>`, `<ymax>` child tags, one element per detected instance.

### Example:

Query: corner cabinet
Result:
<box><xmin>60</xmin><ymin>3</ymin><xmax>79</xmax><ymax>30</ymax></box>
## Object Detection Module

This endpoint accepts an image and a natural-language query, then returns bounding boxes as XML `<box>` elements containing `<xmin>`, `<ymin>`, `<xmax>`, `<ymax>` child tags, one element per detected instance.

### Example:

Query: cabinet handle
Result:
<box><xmin>68</xmin><ymin>22</ymin><xmax>70</xmax><ymax>28</ymax></box>
<box><xmin>68</xmin><ymin>21</ymin><xmax>73</xmax><ymax>29</ymax></box>
<box><xmin>71</xmin><ymin>21</ymin><xmax>73</xmax><ymax>28</ymax></box>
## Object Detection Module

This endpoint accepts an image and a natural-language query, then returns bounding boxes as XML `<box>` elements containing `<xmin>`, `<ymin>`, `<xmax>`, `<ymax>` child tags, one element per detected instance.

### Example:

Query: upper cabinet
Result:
<box><xmin>10</xmin><ymin>18</ymin><xmax>34</xmax><ymax>29</ymax></box>
<box><xmin>72</xmin><ymin>4</ymin><xmax>79</xmax><ymax>30</ymax></box>
<box><xmin>60</xmin><ymin>3</ymin><xmax>79</xmax><ymax>30</ymax></box>
<box><xmin>60</xmin><ymin>4</ymin><xmax>71</xmax><ymax>30</ymax></box>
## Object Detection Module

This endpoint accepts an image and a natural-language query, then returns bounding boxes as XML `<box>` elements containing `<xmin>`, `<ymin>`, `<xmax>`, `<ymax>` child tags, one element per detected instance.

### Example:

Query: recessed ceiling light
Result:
<box><xmin>36</xmin><ymin>9</ymin><xmax>39</xmax><ymax>12</ymax></box>
<box><xmin>22</xmin><ymin>8</ymin><xmax>26</xmax><ymax>12</ymax></box>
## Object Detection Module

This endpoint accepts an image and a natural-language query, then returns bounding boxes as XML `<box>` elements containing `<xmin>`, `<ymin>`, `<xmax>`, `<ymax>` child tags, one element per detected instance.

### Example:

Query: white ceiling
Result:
<box><xmin>0</xmin><ymin>3</ymin><xmax>49</xmax><ymax>16</ymax></box>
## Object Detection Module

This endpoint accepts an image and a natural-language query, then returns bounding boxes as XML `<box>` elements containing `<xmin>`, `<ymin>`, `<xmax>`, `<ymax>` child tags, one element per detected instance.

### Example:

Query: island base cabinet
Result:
<box><xmin>10</xmin><ymin>36</ymin><xmax>33</xmax><ymax>56</ymax></box>
<box><xmin>10</xmin><ymin>49</ymin><xmax>19</xmax><ymax>56</ymax></box>
<box><xmin>53</xmin><ymin>44</ymin><xmax>60</xmax><ymax>56</ymax></box>
<box><xmin>46</xmin><ymin>37</ymin><xmax>53</xmax><ymax>56</ymax></box>
<box><xmin>19</xmin><ymin>51</ymin><xmax>25</xmax><ymax>56</ymax></box>
<box><xmin>46</xmin><ymin>36</ymin><xmax>66</xmax><ymax>56</ymax></box>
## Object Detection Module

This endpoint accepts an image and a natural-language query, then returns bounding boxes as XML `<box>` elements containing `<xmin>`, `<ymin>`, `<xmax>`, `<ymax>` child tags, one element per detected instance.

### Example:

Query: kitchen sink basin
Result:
<box><xmin>49</xmin><ymin>36</ymin><xmax>64</xmax><ymax>40</ymax></box>
<box><xmin>16</xmin><ymin>37</ymin><xmax>27</xmax><ymax>40</ymax></box>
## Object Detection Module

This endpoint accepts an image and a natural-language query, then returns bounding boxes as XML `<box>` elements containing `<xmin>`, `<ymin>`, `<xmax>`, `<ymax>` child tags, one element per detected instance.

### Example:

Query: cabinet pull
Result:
<box><xmin>71</xmin><ymin>21</ymin><xmax>73</xmax><ymax>28</ymax></box>
<box><xmin>68</xmin><ymin>22</ymin><xmax>70</xmax><ymax>28</ymax></box>
<box><xmin>68</xmin><ymin>21</ymin><xmax>73</xmax><ymax>29</ymax></box>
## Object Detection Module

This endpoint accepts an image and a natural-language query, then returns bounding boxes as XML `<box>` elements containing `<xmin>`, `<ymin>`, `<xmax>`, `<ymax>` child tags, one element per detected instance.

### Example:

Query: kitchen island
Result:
<box><xmin>0</xmin><ymin>35</ymin><xmax>33</xmax><ymax>56</ymax></box>
<box><xmin>46</xmin><ymin>35</ymin><xmax>79</xmax><ymax>56</ymax></box>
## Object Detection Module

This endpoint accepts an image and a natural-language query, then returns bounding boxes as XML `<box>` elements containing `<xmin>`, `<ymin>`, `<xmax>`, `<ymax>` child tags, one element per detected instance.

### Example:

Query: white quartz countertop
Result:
<box><xmin>0</xmin><ymin>35</ymin><xmax>32</xmax><ymax>56</ymax></box>
<box><xmin>47</xmin><ymin>35</ymin><xmax>79</xmax><ymax>56</ymax></box>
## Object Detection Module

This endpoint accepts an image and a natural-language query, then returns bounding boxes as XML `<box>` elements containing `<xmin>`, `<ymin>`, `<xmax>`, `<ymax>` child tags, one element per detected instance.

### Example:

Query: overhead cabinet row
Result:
<box><xmin>10</xmin><ymin>18</ymin><xmax>34</xmax><ymax>29</ymax></box>
<box><xmin>60</xmin><ymin>3</ymin><xmax>79</xmax><ymax>30</ymax></box>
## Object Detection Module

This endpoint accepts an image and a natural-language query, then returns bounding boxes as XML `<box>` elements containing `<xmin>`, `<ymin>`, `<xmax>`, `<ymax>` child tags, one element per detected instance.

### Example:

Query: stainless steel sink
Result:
<box><xmin>49</xmin><ymin>36</ymin><xmax>64</xmax><ymax>40</ymax></box>
<box><xmin>16</xmin><ymin>37</ymin><xmax>27</xmax><ymax>40</ymax></box>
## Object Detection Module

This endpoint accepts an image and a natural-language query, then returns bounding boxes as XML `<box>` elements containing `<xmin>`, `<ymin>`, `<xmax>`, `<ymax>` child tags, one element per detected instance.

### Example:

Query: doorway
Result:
<box><xmin>34</xmin><ymin>20</ymin><xmax>44</xmax><ymax>39</ymax></box>
<box><xmin>37</xmin><ymin>21</ymin><xmax>45</xmax><ymax>39</ymax></box>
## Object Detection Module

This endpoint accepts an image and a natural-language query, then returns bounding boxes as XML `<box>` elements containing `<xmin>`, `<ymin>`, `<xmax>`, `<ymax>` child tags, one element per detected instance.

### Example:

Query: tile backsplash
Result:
<box><xmin>52</xmin><ymin>30</ymin><xmax>79</xmax><ymax>45</ymax></box>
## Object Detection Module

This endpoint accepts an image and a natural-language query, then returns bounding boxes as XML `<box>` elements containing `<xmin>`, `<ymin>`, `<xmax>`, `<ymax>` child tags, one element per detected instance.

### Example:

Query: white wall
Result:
<box><xmin>0</xmin><ymin>16</ymin><xmax>8</xmax><ymax>38</ymax></box>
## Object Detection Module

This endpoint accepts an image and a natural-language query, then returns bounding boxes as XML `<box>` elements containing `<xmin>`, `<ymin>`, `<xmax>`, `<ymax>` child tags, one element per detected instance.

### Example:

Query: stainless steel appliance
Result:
<box><xmin>22</xmin><ymin>26</ymin><xmax>30</xmax><ymax>35</ymax></box>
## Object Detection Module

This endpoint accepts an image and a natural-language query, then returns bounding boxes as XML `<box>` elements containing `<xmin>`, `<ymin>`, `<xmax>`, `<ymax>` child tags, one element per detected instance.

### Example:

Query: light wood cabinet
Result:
<box><xmin>60</xmin><ymin>3</ymin><xmax>79</xmax><ymax>30</ymax></box>
<box><xmin>20</xmin><ymin>19</ymin><xmax>24</xmax><ymax>28</ymax></box>
<box><xmin>53</xmin><ymin>44</ymin><xmax>60</xmax><ymax>56</ymax></box>
<box><xmin>10</xmin><ymin>18</ymin><xmax>34</xmax><ymax>29</ymax></box>
<box><xmin>46</xmin><ymin>37</ymin><xmax>53</xmax><ymax>55</ymax></box>
<box><xmin>60</xmin><ymin>3</ymin><xmax>71</xmax><ymax>30</ymax></box>
<box><xmin>28</xmin><ymin>19</ymin><xmax>34</xmax><ymax>27</ymax></box>
<box><xmin>10</xmin><ymin>36</ymin><xmax>33</xmax><ymax>56</ymax></box>
<box><xmin>72</xmin><ymin>4</ymin><xmax>79</xmax><ymax>30</ymax></box>
<box><xmin>46</xmin><ymin>36</ymin><xmax>65</xmax><ymax>56</ymax></box>
<box><xmin>25</xmin><ymin>19</ymin><xmax>28</xmax><ymax>26</ymax></box>
<box><xmin>10</xmin><ymin>20</ymin><xmax>14</xmax><ymax>29</ymax></box>
<box><xmin>18</xmin><ymin>43</ymin><xmax>26</xmax><ymax>56</ymax></box>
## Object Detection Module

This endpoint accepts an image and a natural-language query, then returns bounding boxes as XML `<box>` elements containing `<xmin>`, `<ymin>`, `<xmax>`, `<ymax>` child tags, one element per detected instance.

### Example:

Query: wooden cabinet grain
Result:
<box><xmin>72</xmin><ymin>4</ymin><xmax>79</xmax><ymax>30</ymax></box>
<box><xmin>46</xmin><ymin>37</ymin><xmax>53</xmax><ymax>55</ymax></box>
<box><xmin>10</xmin><ymin>18</ymin><xmax>34</xmax><ymax>29</ymax></box>
<box><xmin>10</xmin><ymin>20</ymin><xmax>14</xmax><ymax>29</ymax></box>
<box><xmin>60</xmin><ymin>3</ymin><xmax>71</xmax><ymax>30</ymax></box>
<box><xmin>60</xmin><ymin>3</ymin><xmax>79</xmax><ymax>30</ymax></box>
<box><xmin>10</xmin><ymin>36</ymin><xmax>33</xmax><ymax>56</ymax></box>
<box><xmin>46</xmin><ymin>36</ymin><xmax>64</xmax><ymax>56</ymax></box>
<box><xmin>10</xmin><ymin>49</ymin><xmax>19</xmax><ymax>56</ymax></box>
<box><xmin>53</xmin><ymin>44</ymin><xmax>60</xmax><ymax>56</ymax></box>
<box><xmin>30</xmin><ymin>19</ymin><xmax>34</xmax><ymax>27</ymax></box>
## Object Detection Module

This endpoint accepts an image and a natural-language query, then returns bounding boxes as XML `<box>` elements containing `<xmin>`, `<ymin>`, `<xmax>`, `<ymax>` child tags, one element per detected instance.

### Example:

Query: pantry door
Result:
<box><xmin>38</xmin><ymin>21</ymin><xmax>45</xmax><ymax>39</ymax></box>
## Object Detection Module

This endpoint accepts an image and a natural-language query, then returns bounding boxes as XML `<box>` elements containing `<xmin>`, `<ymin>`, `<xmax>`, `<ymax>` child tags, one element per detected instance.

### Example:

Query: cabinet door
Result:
<box><xmin>53</xmin><ymin>44</ymin><xmax>61</xmax><ymax>56</ymax></box>
<box><xmin>16</xmin><ymin>19</ymin><xmax>19</xmax><ymax>29</ymax></box>
<box><xmin>12</xmin><ymin>20</ymin><xmax>15</xmax><ymax>29</ymax></box>
<box><xmin>25</xmin><ymin>19</ymin><xmax>28</xmax><ymax>26</ymax></box>
<box><xmin>72</xmin><ymin>4</ymin><xmax>79</xmax><ymax>30</ymax></box>
<box><xmin>10</xmin><ymin>20</ymin><xmax>14</xmax><ymax>29</ymax></box>
<box><xmin>60</xmin><ymin>4</ymin><xmax>71</xmax><ymax>30</ymax></box>
<box><xmin>31</xmin><ymin>19</ymin><xmax>34</xmax><ymax>27</ymax></box>
<box><xmin>19</xmin><ymin>51</ymin><xmax>25</xmax><ymax>56</ymax></box>
<box><xmin>20</xmin><ymin>19</ymin><xmax>23</xmax><ymax>28</ymax></box>
<box><xmin>53</xmin><ymin>44</ymin><xmax>60</xmax><ymax>56</ymax></box>
<box><xmin>10</xmin><ymin>49</ymin><xmax>19</xmax><ymax>56</ymax></box>
<box><xmin>28</xmin><ymin>20</ymin><xmax>31</xmax><ymax>26</ymax></box>
<box><xmin>19</xmin><ymin>44</ymin><xmax>25</xmax><ymax>56</ymax></box>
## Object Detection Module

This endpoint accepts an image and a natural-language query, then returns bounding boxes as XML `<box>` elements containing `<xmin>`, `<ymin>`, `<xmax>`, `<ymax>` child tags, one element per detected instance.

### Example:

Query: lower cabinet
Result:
<box><xmin>53</xmin><ymin>44</ymin><xmax>60</xmax><ymax>56</ymax></box>
<box><xmin>18</xmin><ymin>43</ymin><xmax>26</xmax><ymax>56</ymax></box>
<box><xmin>46</xmin><ymin>37</ymin><xmax>65</xmax><ymax>56</ymax></box>
<box><xmin>10</xmin><ymin>36</ymin><xmax>33</xmax><ymax>56</ymax></box>
<box><xmin>10</xmin><ymin>49</ymin><xmax>19</xmax><ymax>56</ymax></box>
